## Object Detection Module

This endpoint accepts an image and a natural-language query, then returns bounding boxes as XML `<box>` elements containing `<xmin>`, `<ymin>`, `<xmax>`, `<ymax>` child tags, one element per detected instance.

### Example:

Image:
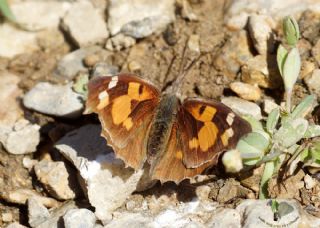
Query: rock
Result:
<box><xmin>187</xmin><ymin>34</ymin><xmax>200</xmax><ymax>53</ymax></box>
<box><xmin>105</xmin><ymin>213</ymin><xmax>152</xmax><ymax>228</ymax></box>
<box><xmin>61</xmin><ymin>1</ymin><xmax>109</xmax><ymax>47</ymax></box>
<box><xmin>2</xmin><ymin>212</ymin><xmax>13</xmax><ymax>222</ymax></box>
<box><xmin>195</xmin><ymin>185</ymin><xmax>211</xmax><ymax>201</ymax></box>
<box><xmin>34</xmin><ymin>160</ymin><xmax>77</xmax><ymax>200</ymax></box>
<box><xmin>55</xmin><ymin>125</ymin><xmax>153</xmax><ymax>222</ymax></box>
<box><xmin>54</xmin><ymin>46</ymin><xmax>106</xmax><ymax>80</ymax></box>
<box><xmin>28</xmin><ymin>197</ymin><xmax>50</xmax><ymax>228</ymax></box>
<box><xmin>63</xmin><ymin>209</ymin><xmax>96</xmax><ymax>228</ymax></box>
<box><xmin>92</xmin><ymin>63</ymin><xmax>119</xmax><ymax>77</ymax></box>
<box><xmin>312</xmin><ymin>39</ymin><xmax>320</xmax><ymax>66</ymax></box>
<box><xmin>206</xmin><ymin>208</ymin><xmax>241</xmax><ymax>227</ymax></box>
<box><xmin>236</xmin><ymin>199</ymin><xmax>320</xmax><ymax>227</ymax></box>
<box><xmin>300</xmin><ymin>60</ymin><xmax>316</xmax><ymax>80</ymax></box>
<box><xmin>23</xmin><ymin>82</ymin><xmax>84</xmax><ymax>118</ymax></box>
<box><xmin>22</xmin><ymin>157</ymin><xmax>38</xmax><ymax>171</ymax></box>
<box><xmin>6</xmin><ymin>223</ymin><xmax>28</xmax><ymax>228</ymax></box>
<box><xmin>105</xmin><ymin>34</ymin><xmax>136</xmax><ymax>51</ymax></box>
<box><xmin>214</xmin><ymin>30</ymin><xmax>253</xmax><ymax>79</ymax></box>
<box><xmin>179</xmin><ymin>0</ymin><xmax>198</xmax><ymax>21</ymax></box>
<box><xmin>304</xmin><ymin>174</ymin><xmax>317</xmax><ymax>190</ymax></box>
<box><xmin>0</xmin><ymin>119</ymin><xmax>40</xmax><ymax>155</ymax></box>
<box><xmin>11</xmin><ymin>1</ymin><xmax>71</xmax><ymax>30</ymax></box>
<box><xmin>2</xmin><ymin>189</ymin><xmax>58</xmax><ymax>208</ymax></box>
<box><xmin>35</xmin><ymin>201</ymin><xmax>77</xmax><ymax>228</ymax></box>
<box><xmin>263</xmin><ymin>98</ymin><xmax>279</xmax><ymax>114</ymax></box>
<box><xmin>248</xmin><ymin>14</ymin><xmax>275</xmax><ymax>55</ymax></box>
<box><xmin>241</xmin><ymin>54</ymin><xmax>281</xmax><ymax>89</ymax></box>
<box><xmin>304</xmin><ymin>69</ymin><xmax>320</xmax><ymax>97</ymax></box>
<box><xmin>221</xmin><ymin>96</ymin><xmax>262</xmax><ymax>120</ymax></box>
<box><xmin>108</xmin><ymin>0</ymin><xmax>175</xmax><ymax>38</ymax></box>
<box><xmin>0</xmin><ymin>23</ymin><xmax>38</xmax><ymax>58</ymax></box>
<box><xmin>216</xmin><ymin>178</ymin><xmax>251</xmax><ymax>203</ymax></box>
<box><xmin>230</xmin><ymin>82</ymin><xmax>262</xmax><ymax>101</ymax></box>
<box><xmin>299</xmin><ymin>10</ymin><xmax>320</xmax><ymax>44</ymax></box>
<box><xmin>225</xmin><ymin>0</ymin><xmax>320</xmax><ymax>30</ymax></box>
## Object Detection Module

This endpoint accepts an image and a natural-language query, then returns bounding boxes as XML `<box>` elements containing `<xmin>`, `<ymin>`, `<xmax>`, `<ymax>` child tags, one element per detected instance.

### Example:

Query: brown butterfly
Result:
<box><xmin>85</xmin><ymin>73</ymin><xmax>251</xmax><ymax>183</ymax></box>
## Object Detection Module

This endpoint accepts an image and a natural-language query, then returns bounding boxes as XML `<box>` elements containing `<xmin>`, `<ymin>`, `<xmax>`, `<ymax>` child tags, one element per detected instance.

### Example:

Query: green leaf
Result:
<box><xmin>238</xmin><ymin>131</ymin><xmax>270</xmax><ymax>160</ymax></box>
<box><xmin>266</xmin><ymin>108</ymin><xmax>280</xmax><ymax>134</ymax></box>
<box><xmin>241</xmin><ymin>114</ymin><xmax>264</xmax><ymax>131</ymax></box>
<box><xmin>0</xmin><ymin>0</ymin><xmax>16</xmax><ymax>23</ymax></box>
<box><xmin>271</xmin><ymin>199</ymin><xmax>279</xmax><ymax>213</ymax></box>
<box><xmin>291</xmin><ymin>95</ymin><xmax>315</xmax><ymax>120</ymax></box>
<box><xmin>282</xmin><ymin>47</ymin><xmax>301</xmax><ymax>91</ymax></box>
<box><xmin>259</xmin><ymin>161</ymin><xmax>275</xmax><ymax>199</ymax></box>
<box><xmin>283</xmin><ymin>16</ymin><xmax>300</xmax><ymax>46</ymax></box>
<box><xmin>72</xmin><ymin>73</ymin><xmax>89</xmax><ymax>98</ymax></box>
<box><xmin>274</xmin><ymin>118</ymin><xmax>308</xmax><ymax>148</ymax></box>
<box><xmin>304</xmin><ymin>125</ymin><xmax>320</xmax><ymax>139</ymax></box>
<box><xmin>277</xmin><ymin>44</ymin><xmax>288</xmax><ymax>77</ymax></box>
<box><xmin>278</xmin><ymin>202</ymin><xmax>294</xmax><ymax>218</ymax></box>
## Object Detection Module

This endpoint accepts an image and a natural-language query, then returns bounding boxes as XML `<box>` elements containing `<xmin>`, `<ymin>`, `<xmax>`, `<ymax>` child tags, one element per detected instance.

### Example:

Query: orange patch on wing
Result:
<box><xmin>189</xmin><ymin>105</ymin><xmax>217</xmax><ymax>122</ymax></box>
<box><xmin>128</xmin><ymin>82</ymin><xmax>154</xmax><ymax>101</ymax></box>
<box><xmin>123</xmin><ymin>117</ymin><xmax>133</xmax><ymax>130</ymax></box>
<box><xmin>176</xmin><ymin>150</ymin><xmax>183</xmax><ymax>159</ymax></box>
<box><xmin>189</xmin><ymin>137</ymin><xmax>199</xmax><ymax>149</ymax></box>
<box><xmin>112</xmin><ymin>96</ymin><xmax>131</xmax><ymax>125</ymax></box>
<box><xmin>221</xmin><ymin>131</ymin><xmax>229</xmax><ymax>146</ymax></box>
<box><xmin>198</xmin><ymin>122</ymin><xmax>218</xmax><ymax>152</ymax></box>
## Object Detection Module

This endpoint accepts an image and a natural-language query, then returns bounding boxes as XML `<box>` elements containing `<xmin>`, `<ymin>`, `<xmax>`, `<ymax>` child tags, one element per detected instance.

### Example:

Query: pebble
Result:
<box><xmin>0</xmin><ymin>23</ymin><xmax>38</xmax><ymax>58</ymax></box>
<box><xmin>300</xmin><ymin>60</ymin><xmax>315</xmax><ymax>79</ymax></box>
<box><xmin>263</xmin><ymin>98</ymin><xmax>279</xmax><ymax>114</ymax></box>
<box><xmin>2</xmin><ymin>212</ymin><xmax>13</xmax><ymax>222</ymax></box>
<box><xmin>299</xmin><ymin>10</ymin><xmax>320</xmax><ymax>44</ymax></box>
<box><xmin>230</xmin><ymin>81</ymin><xmax>262</xmax><ymax>101</ymax></box>
<box><xmin>195</xmin><ymin>185</ymin><xmax>211</xmax><ymax>201</ymax></box>
<box><xmin>105</xmin><ymin>34</ymin><xmax>136</xmax><ymax>51</ymax></box>
<box><xmin>63</xmin><ymin>209</ymin><xmax>96</xmax><ymax>228</ymax></box>
<box><xmin>105</xmin><ymin>213</ymin><xmax>152</xmax><ymax>228</ymax></box>
<box><xmin>179</xmin><ymin>0</ymin><xmax>198</xmax><ymax>21</ymax></box>
<box><xmin>28</xmin><ymin>197</ymin><xmax>50</xmax><ymax>228</ymax></box>
<box><xmin>23</xmin><ymin>82</ymin><xmax>84</xmax><ymax>118</ymax></box>
<box><xmin>1</xmin><ymin>119</ymin><xmax>40</xmax><ymax>155</ymax></box>
<box><xmin>6</xmin><ymin>223</ymin><xmax>28</xmax><ymax>228</ymax></box>
<box><xmin>11</xmin><ymin>1</ymin><xmax>71</xmax><ymax>30</ymax></box>
<box><xmin>241</xmin><ymin>54</ymin><xmax>281</xmax><ymax>89</ymax></box>
<box><xmin>304</xmin><ymin>69</ymin><xmax>320</xmax><ymax>97</ymax></box>
<box><xmin>92</xmin><ymin>62</ymin><xmax>119</xmax><ymax>77</ymax></box>
<box><xmin>55</xmin><ymin>125</ymin><xmax>150</xmax><ymax>222</ymax></box>
<box><xmin>54</xmin><ymin>46</ymin><xmax>103</xmax><ymax>80</ymax></box>
<box><xmin>312</xmin><ymin>39</ymin><xmax>320</xmax><ymax>66</ymax></box>
<box><xmin>61</xmin><ymin>1</ymin><xmax>109</xmax><ymax>47</ymax></box>
<box><xmin>3</xmin><ymin>189</ymin><xmax>58</xmax><ymax>208</ymax></box>
<box><xmin>221</xmin><ymin>96</ymin><xmax>262</xmax><ymax>120</ymax></box>
<box><xmin>248</xmin><ymin>14</ymin><xmax>275</xmax><ymax>55</ymax></box>
<box><xmin>213</xmin><ymin>30</ymin><xmax>253</xmax><ymax>79</ymax></box>
<box><xmin>34</xmin><ymin>160</ymin><xmax>77</xmax><ymax>200</ymax></box>
<box><xmin>187</xmin><ymin>34</ymin><xmax>200</xmax><ymax>53</ymax></box>
<box><xmin>206</xmin><ymin>208</ymin><xmax>241</xmax><ymax>227</ymax></box>
<box><xmin>108</xmin><ymin>0</ymin><xmax>175</xmax><ymax>38</ymax></box>
<box><xmin>304</xmin><ymin>174</ymin><xmax>317</xmax><ymax>190</ymax></box>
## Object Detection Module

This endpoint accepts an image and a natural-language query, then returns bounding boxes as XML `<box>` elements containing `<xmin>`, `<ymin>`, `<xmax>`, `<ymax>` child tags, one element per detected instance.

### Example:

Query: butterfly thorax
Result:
<box><xmin>146</xmin><ymin>93</ymin><xmax>180</xmax><ymax>164</ymax></box>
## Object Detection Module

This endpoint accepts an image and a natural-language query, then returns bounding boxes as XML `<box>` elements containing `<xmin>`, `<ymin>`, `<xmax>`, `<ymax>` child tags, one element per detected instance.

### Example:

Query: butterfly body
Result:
<box><xmin>86</xmin><ymin>73</ymin><xmax>252</xmax><ymax>183</ymax></box>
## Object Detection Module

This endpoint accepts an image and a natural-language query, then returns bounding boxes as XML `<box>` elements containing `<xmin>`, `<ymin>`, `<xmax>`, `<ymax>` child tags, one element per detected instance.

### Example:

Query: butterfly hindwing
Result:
<box><xmin>86</xmin><ymin>73</ymin><xmax>160</xmax><ymax>169</ymax></box>
<box><xmin>178</xmin><ymin>98</ymin><xmax>252</xmax><ymax>168</ymax></box>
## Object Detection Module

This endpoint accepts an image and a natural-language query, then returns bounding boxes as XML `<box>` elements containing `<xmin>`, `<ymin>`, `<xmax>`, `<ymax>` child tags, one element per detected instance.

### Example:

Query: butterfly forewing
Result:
<box><xmin>86</xmin><ymin>74</ymin><xmax>160</xmax><ymax>169</ymax></box>
<box><xmin>178</xmin><ymin>98</ymin><xmax>252</xmax><ymax>168</ymax></box>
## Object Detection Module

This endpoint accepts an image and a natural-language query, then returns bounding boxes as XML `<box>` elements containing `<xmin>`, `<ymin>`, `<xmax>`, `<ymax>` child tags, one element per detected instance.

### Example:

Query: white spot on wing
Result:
<box><xmin>226</xmin><ymin>128</ymin><xmax>234</xmax><ymax>137</ymax></box>
<box><xmin>98</xmin><ymin>90</ymin><xmax>109</xmax><ymax>100</ymax></box>
<box><xmin>108</xmin><ymin>76</ymin><xmax>118</xmax><ymax>89</ymax></box>
<box><xmin>226</xmin><ymin>113</ymin><xmax>235</xmax><ymax>126</ymax></box>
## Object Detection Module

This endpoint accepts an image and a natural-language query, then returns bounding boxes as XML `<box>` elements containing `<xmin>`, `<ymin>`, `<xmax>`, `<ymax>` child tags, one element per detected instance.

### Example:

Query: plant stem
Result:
<box><xmin>286</xmin><ymin>89</ymin><xmax>292</xmax><ymax>113</ymax></box>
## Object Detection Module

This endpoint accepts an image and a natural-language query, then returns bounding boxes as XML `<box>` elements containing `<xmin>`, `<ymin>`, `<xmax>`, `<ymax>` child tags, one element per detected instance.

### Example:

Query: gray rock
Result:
<box><xmin>248</xmin><ymin>14</ymin><xmax>275</xmax><ymax>55</ymax></box>
<box><xmin>23</xmin><ymin>82</ymin><xmax>84</xmax><ymax>118</ymax></box>
<box><xmin>304</xmin><ymin>69</ymin><xmax>320</xmax><ymax>97</ymax></box>
<box><xmin>2</xmin><ymin>189</ymin><xmax>58</xmax><ymax>208</ymax></box>
<box><xmin>61</xmin><ymin>1</ymin><xmax>109</xmax><ymax>47</ymax></box>
<box><xmin>55</xmin><ymin>125</ymin><xmax>152</xmax><ymax>222</ymax></box>
<box><xmin>6</xmin><ymin>223</ymin><xmax>28</xmax><ymax>228</ymax></box>
<box><xmin>0</xmin><ymin>119</ymin><xmax>40</xmax><ymax>155</ymax></box>
<box><xmin>63</xmin><ymin>209</ymin><xmax>96</xmax><ymax>228</ymax></box>
<box><xmin>221</xmin><ymin>96</ymin><xmax>262</xmax><ymax>120</ymax></box>
<box><xmin>0</xmin><ymin>23</ymin><xmax>38</xmax><ymax>58</ymax></box>
<box><xmin>105</xmin><ymin>213</ymin><xmax>152</xmax><ymax>228</ymax></box>
<box><xmin>11</xmin><ymin>1</ymin><xmax>71</xmax><ymax>30</ymax></box>
<box><xmin>92</xmin><ymin>62</ymin><xmax>119</xmax><ymax>78</ymax></box>
<box><xmin>28</xmin><ymin>197</ymin><xmax>50</xmax><ymax>228</ymax></box>
<box><xmin>54</xmin><ymin>46</ymin><xmax>103</xmax><ymax>80</ymax></box>
<box><xmin>34</xmin><ymin>160</ymin><xmax>77</xmax><ymax>200</ymax></box>
<box><xmin>108</xmin><ymin>0</ymin><xmax>175</xmax><ymax>38</ymax></box>
<box><xmin>236</xmin><ymin>199</ymin><xmax>320</xmax><ymax>227</ymax></box>
<box><xmin>105</xmin><ymin>34</ymin><xmax>136</xmax><ymax>51</ymax></box>
<box><xmin>206</xmin><ymin>208</ymin><xmax>241</xmax><ymax>227</ymax></box>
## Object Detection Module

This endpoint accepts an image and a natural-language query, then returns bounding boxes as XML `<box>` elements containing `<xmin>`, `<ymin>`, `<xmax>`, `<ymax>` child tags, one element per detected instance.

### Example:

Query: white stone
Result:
<box><xmin>11</xmin><ymin>1</ymin><xmax>72</xmax><ymax>30</ymax></box>
<box><xmin>206</xmin><ymin>208</ymin><xmax>241</xmax><ymax>227</ymax></box>
<box><xmin>304</xmin><ymin>69</ymin><xmax>320</xmax><ymax>97</ymax></box>
<box><xmin>304</xmin><ymin>174</ymin><xmax>317</xmax><ymax>190</ymax></box>
<box><xmin>23</xmin><ymin>82</ymin><xmax>84</xmax><ymax>118</ymax></box>
<box><xmin>263</xmin><ymin>98</ymin><xmax>279</xmax><ymax>114</ymax></box>
<box><xmin>6</xmin><ymin>223</ymin><xmax>28</xmax><ymax>228</ymax></box>
<box><xmin>221</xmin><ymin>96</ymin><xmax>262</xmax><ymax>120</ymax></box>
<box><xmin>63</xmin><ymin>209</ymin><xmax>96</xmax><ymax>228</ymax></box>
<box><xmin>28</xmin><ymin>197</ymin><xmax>50</xmax><ymax>228</ymax></box>
<box><xmin>62</xmin><ymin>1</ymin><xmax>109</xmax><ymax>47</ymax></box>
<box><xmin>108</xmin><ymin>0</ymin><xmax>175</xmax><ymax>37</ymax></box>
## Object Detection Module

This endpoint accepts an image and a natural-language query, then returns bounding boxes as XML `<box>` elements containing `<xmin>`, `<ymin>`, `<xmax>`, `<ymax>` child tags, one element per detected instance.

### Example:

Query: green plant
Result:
<box><xmin>223</xmin><ymin>16</ymin><xmax>320</xmax><ymax>199</ymax></box>
<box><xmin>0</xmin><ymin>0</ymin><xmax>16</xmax><ymax>23</ymax></box>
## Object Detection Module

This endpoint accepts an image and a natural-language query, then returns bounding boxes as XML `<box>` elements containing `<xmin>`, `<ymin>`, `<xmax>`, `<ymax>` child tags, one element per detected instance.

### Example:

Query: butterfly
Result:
<box><xmin>85</xmin><ymin>73</ymin><xmax>251</xmax><ymax>183</ymax></box>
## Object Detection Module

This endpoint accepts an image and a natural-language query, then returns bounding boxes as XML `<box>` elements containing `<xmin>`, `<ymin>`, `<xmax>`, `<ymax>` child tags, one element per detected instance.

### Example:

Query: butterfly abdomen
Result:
<box><xmin>147</xmin><ymin>94</ymin><xmax>180</xmax><ymax>164</ymax></box>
